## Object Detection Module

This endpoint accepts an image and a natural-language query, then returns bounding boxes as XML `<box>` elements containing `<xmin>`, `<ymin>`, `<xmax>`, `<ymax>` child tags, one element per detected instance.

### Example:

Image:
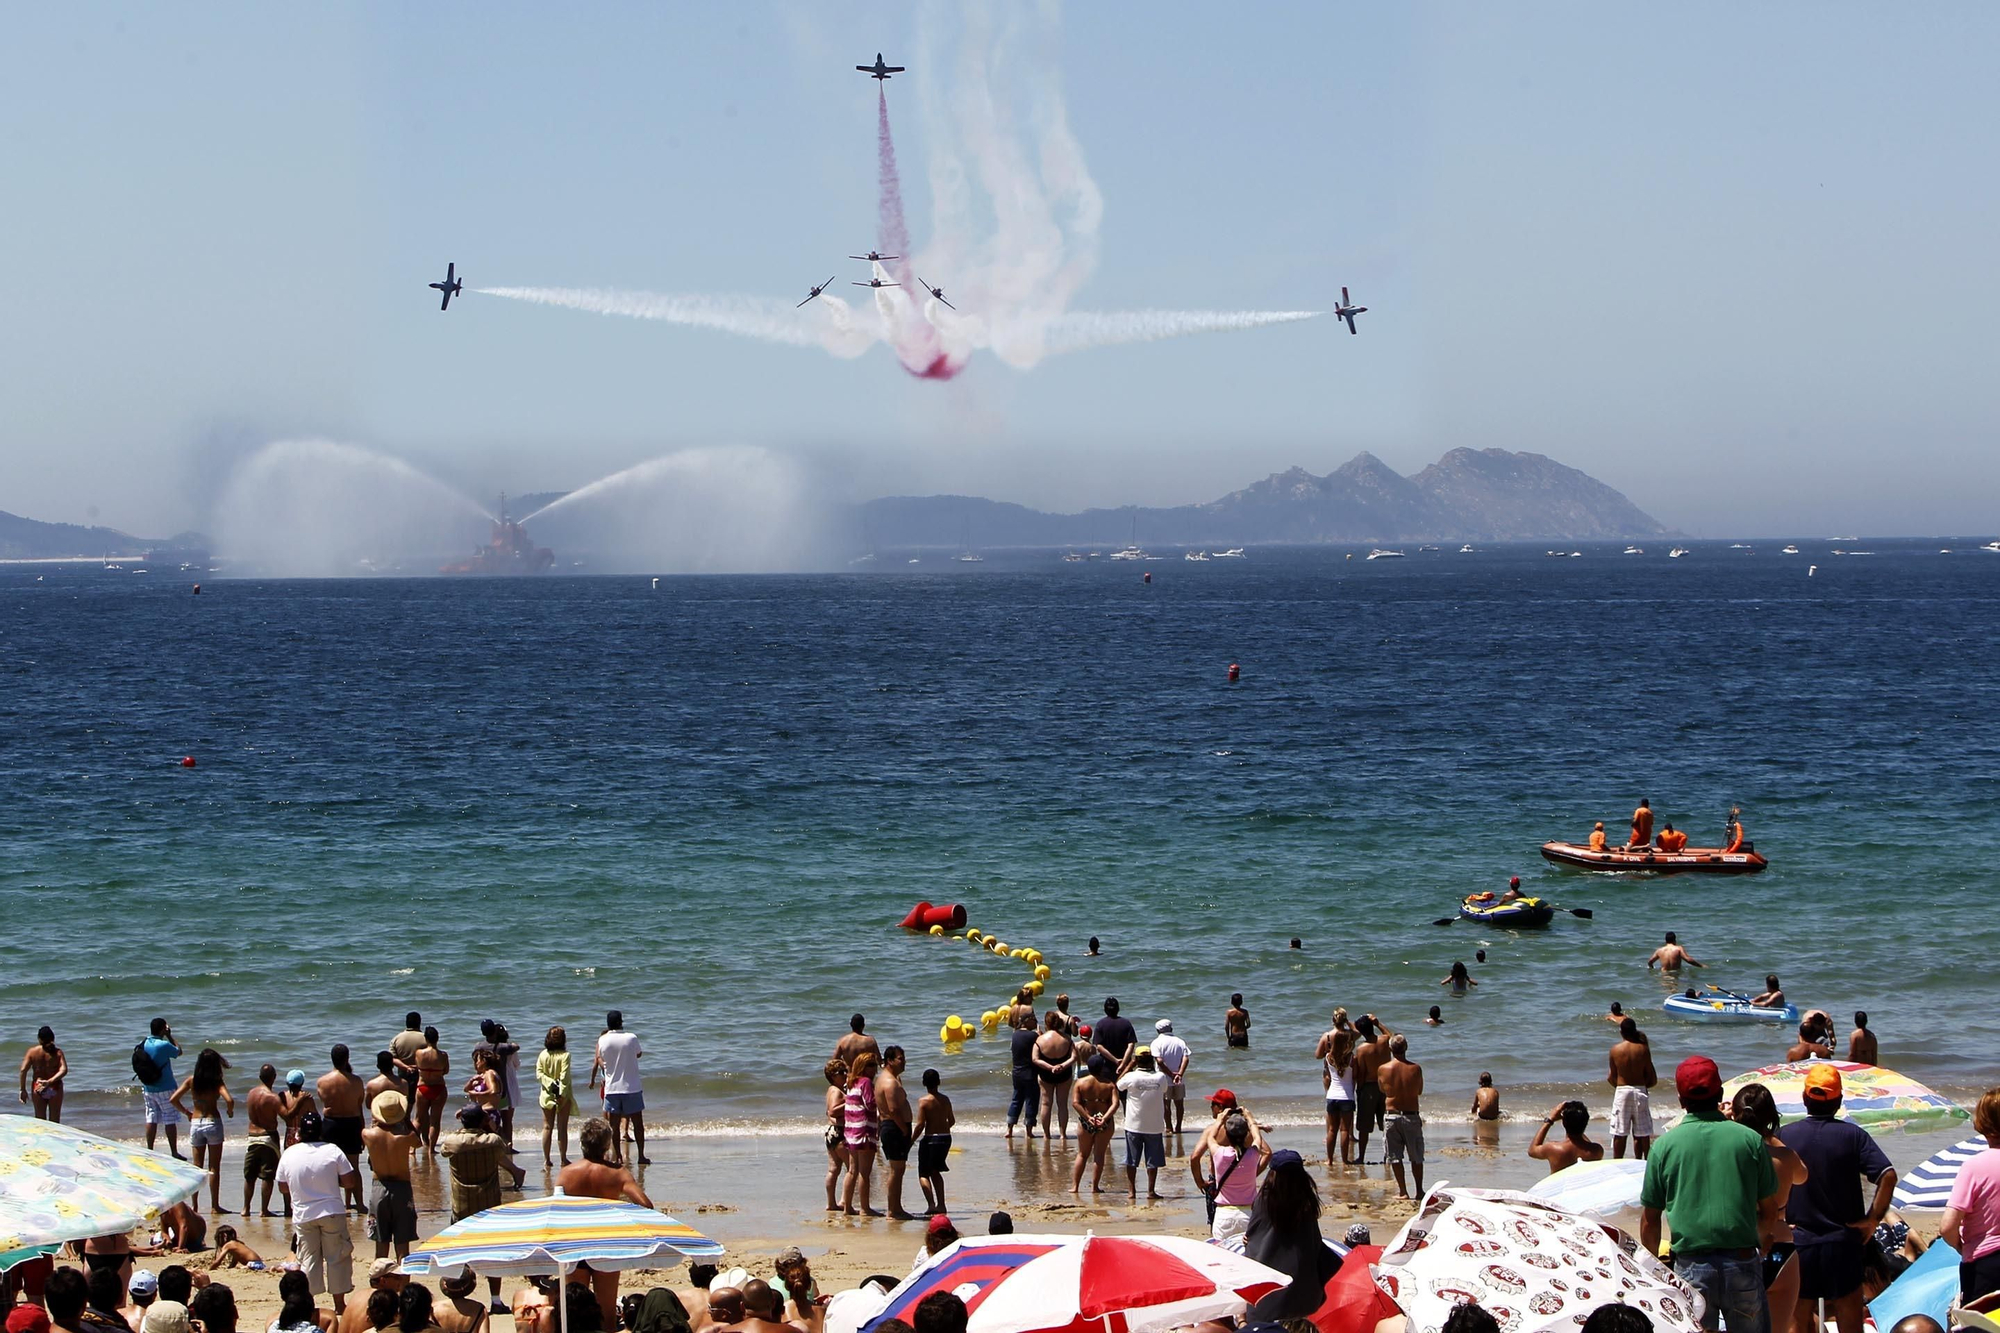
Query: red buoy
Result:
<box><xmin>1142</xmin><ymin>571</ymin><xmax>1152</xmax><ymax>584</ymax></box>
<box><xmin>179</xmin><ymin>756</ymin><xmax>197</xmax><ymax>768</ymax></box>
<box><xmin>1227</xmin><ymin>662</ymin><xmax>1240</xmax><ymax>682</ymax></box>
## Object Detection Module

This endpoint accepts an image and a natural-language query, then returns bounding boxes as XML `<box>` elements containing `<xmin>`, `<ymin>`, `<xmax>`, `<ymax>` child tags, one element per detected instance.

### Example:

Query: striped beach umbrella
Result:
<box><xmin>0</xmin><ymin>1117</ymin><xmax>209</xmax><ymax>1252</ymax></box>
<box><xmin>1720</xmin><ymin>1062</ymin><xmax>1968</xmax><ymax>1131</ymax></box>
<box><xmin>862</xmin><ymin>1233</ymin><xmax>1290</xmax><ymax>1333</ymax></box>
<box><xmin>1893</xmin><ymin>1137</ymin><xmax>1992</xmax><ymax>1210</ymax></box>
<box><xmin>400</xmin><ymin>1191</ymin><xmax>724</xmax><ymax>1278</ymax></box>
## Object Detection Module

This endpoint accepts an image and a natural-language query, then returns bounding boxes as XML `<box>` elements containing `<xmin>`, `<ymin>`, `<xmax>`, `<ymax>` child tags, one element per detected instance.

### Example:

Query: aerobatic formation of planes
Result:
<box><xmin>422</xmin><ymin>53</ymin><xmax>1370</xmax><ymax>337</ymax></box>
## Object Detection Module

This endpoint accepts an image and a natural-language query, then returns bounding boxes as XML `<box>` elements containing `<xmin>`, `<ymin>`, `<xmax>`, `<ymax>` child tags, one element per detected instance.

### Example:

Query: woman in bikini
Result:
<box><xmin>170</xmin><ymin>1047</ymin><xmax>235</xmax><ymax>1214</ymax></box>
<box><xmin>821</xmin><ymin>1057</ymin><xmax>850</xmax><ymax>1213</ymax></box>
<box><xmin>1032</xmin><ymin>1011</ymin><xmax>1075</xmax><ymax>1142</ymax></box>
<box><xmin>1731</xmin><ymin>1082</ymin><xmax>1807</xmax><ymax>1322</ymax></box>
<box><xmin>463</xmin><ymin>1049</ymin><xmax>504</xmax><ymax>1119</ymax></box>
<box><xmin>1070</xmin><ymin>1057</ymin><xmax>1117</xmax><ymax>1195</ymax></box>
<box><xmin>19</xmin><ymin>1025</ymin><xmax>67</xmax><ymax>1122</ymax></box>
<box><xmin>413</xmin><ymin>1026</ymin><xmax>449</xmax><ymax>1152</ymax></box>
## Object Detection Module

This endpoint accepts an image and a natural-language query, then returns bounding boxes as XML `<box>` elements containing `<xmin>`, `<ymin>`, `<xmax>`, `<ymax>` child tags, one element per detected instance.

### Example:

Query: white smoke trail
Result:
<box><xmin>476</xmin><ymin>287</ymin><xmax>878</xmax><ymax>358</ymax></box>
<box><xmin>1033</xmin><ymin>310</ymin><xmax>1325</xmax><ymax>358</ymax></box>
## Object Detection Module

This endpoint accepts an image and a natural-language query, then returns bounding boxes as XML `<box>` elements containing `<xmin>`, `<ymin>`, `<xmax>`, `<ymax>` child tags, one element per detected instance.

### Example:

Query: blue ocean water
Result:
<box><xmin>3</xmin><ymin>542</ymin><xmax>1995</xmax><ymax>1136</ymax></box>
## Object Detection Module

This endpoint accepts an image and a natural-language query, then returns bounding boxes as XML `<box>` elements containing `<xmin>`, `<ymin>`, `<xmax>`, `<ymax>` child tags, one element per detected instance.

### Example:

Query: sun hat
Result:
<box><xmin>372</xmin><ymin>1090</ymin><xmax>408</xmax><ymax>1124</ymax></box>
<box><xmin>1155</xmin><ymin>1019</ymin><xmax>1173</xmax><ymax>1033</ymax></box>
<box><xmin>369</xmin><ymin>1258</ymin><xmax>400</xmax><ymax>1282</ymax></box>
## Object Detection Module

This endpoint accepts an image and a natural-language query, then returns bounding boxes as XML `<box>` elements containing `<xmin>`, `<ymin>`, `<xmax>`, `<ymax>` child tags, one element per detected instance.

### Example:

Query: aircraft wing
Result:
<box><xmin>937</xmin><ymin>296</ymin><xmax>956</xmax><ymax>311</ymax></box>
<box><xmin>1342</xmin><ymin>313</ymin><xmax>1356</xmax><ymax>334</ymax></box>
<box><xmin>440</xmin><ymin>291</ymin><xmax>452</xmax><ymax>311</ymax></box>
<box><xmin>884</xmin><ymin>66</ymin><xmax>904</xmax><ymax>73</ymax></box>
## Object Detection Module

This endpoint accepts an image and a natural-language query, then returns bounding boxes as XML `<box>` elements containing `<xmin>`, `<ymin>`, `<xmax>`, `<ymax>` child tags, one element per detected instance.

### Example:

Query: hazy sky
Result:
<box><xmin>3</xmin><ymin>3</ymin><xmax>1996</xmax><ymax>538</ymax></box>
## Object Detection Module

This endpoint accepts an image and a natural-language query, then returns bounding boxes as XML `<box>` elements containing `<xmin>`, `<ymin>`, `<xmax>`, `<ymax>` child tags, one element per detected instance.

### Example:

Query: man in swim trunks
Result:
<box><xmin>833</xmin><ymin>1014</ymin><xmax>880</xmax><ymax>1070</ymax></box>
<box><xmin>1630</xmin><ymin>798</ymin><xmax>1655</xmax><ymax>847</ymax></box>
<box><xmin>1608</xmin><ymin>1017</ymin><xmax>1658</xmax><ymax>1159</ymax></box>
<box><xmin>1069</xmin><ymin>1059</ymin><xmax>1116</xmax><ymax>1195</ymax></box>
<box><xmin>1379</xmin><ymin>1035</ymin><xmax>1425</xmax><ymax>1199</ymax></box>
<box><xmin>557</xmin><ymin>1117</ymin><xmax>651</xmax><ymax>1324</ymax></box>
<box><xmin>240</xmin><ymin>1064</ymin><xmax>284</xmax><ymax>1217</ymax></box>
<box><xmin>317</xmin><ymin>1046</ymin><xmax>368</xmax><ymax>1214</ymax></box>
<box><xmin>1589</xmin><ymin>822</ymin><xmax>1609</xmax><ymax>851</ymax></box>
<box><xmin>1352</xmin><ymin>1015</ymin><xmax>1391</xmax><ymax>1165</ymax></box>
<box><xmin>914</xmin><ymin>1068</ymin><xmax>955</xmax><ymax>1216</ymax></box>
<box><xmin>412</xmin><ymin>1027</ymin><xmax>448</xmax><ymax>1153</ymax></box>
<box><xmin>20</xmin><ymin>1025</ymin><xmax>67</xmax><ymax>1122</ymax></box>
<box><xmin>875</xmin><ymin>1046</ymin><xmax>915</xmax><ymax>1220</ymax></box>
<box><xmin>1656</xmin><ymin>822</ymin><xmax>1688</xmax><ymax>853</ymax></box>
<box><xmin>1648</xmin><ymin>931</ymin><xmax>1705</xmax><ymax>972</ymax></box>
<box><xmin>1223</xmin><ymin>995</ymin><xmax>1250</xmax><ymax>1049</ymax></box>
<box><xmin>361</xmin><ymin>1091</ymin><xmax>420</xmax><ymax>1262</ymax></box>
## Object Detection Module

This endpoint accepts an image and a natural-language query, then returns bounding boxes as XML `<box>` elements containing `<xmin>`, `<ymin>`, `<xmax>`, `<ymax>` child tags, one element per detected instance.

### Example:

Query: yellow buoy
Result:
<box><xmin>941</xmin><ymin>1024</ymin><xmax>966</xmax><ymax>1043</ymax></box>
<box><xmin>947</xmin><ymin>1015</ymin><xmax>965</xmax><ymax>1030</ymax></box>
<box><xmin>1026</xmin><ymin>979</ymin><xmax>1045</xmax><ymax>996</ymax></box>
<box><xmin>980</xmin><ymin>1011</ymin><xmax>1000</xmax><ymax>1029</ymax></box>
<box><xmin>1034</xmin><ymin>964</ymin><xmax>1051</xmax><ymax>981</ymax></box>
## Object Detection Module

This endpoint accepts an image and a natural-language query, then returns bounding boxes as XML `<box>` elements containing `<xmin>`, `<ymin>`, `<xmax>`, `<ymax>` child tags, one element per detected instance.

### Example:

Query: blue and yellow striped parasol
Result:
<box><xmin>400</xmin><ymin>1191</ymin><xmax>724</xmax><ymax>1279</ymax></box>
<box><xmin>0</xmin><ymin>1117</ymin><xmax>210</xmax><ymax>1252</ymax></box>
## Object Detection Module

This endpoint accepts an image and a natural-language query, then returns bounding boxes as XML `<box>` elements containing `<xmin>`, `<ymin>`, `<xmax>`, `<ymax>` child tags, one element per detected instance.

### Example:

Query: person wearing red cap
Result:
<box><xmin>1640</xmin><ymin>1055</ymin><xmax>1780</xmax><ymax>1333</ymax></box>
<box><xmin>1499</xmin><ymin>876</ymin><xmax>1524</xmax><ymax>904</ymax></box>
<box><xmin>1776</xmin><ymin>1064</ymin><xmax>1896</xmax><ymax>1333</ymax></box>
<box><xmin>8</xmin><ymin>1305</ymin><xmax>53</xmax><ymax>1333</ymax></box>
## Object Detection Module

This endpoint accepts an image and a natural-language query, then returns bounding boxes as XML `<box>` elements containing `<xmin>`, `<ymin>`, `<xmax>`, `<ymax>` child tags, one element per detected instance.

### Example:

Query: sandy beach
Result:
<box><xmin>55</xmin><ymin>1105</ymin><xmax>1973</xmax><ymax>1327</ymax></box>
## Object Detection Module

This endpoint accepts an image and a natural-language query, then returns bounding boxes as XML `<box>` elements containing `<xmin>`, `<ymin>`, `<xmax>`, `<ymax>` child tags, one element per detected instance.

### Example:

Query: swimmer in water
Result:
<box><xmin>1440</xmin><ymin>961</ymin><xmax>1476</xmax><ymax>994</ymax></box>
<box><xmin>1085</xmin><ymin>937</ymin><xmax>1100</xmax><ymax>957</ymax></box>
<box><xmin>1425</xmin><ymin>1006</ymin><xmax>1443</xmax><ymax>1027</ymax></box>
<box><xmin>1289</xmin><ymin>938</ymin><xmax>1303</xmax><ymax>950</ymax></box>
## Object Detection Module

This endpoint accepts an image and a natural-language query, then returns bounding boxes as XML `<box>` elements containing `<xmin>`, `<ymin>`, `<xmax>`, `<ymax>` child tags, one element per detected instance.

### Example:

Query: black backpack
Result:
<box><xmin>131</xmin><ymin>1042</ymin><xmax>163</xmax><ymax>1085</ymax></box>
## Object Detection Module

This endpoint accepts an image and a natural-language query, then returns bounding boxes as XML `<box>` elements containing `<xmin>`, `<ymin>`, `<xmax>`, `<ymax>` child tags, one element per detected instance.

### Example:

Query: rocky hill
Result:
<box><xmin>858</xmin><ymin>448</ymin><xmax>1667</xmax><ymax>547</ymax></box>
<box><xmin>0</xmin><ymin>509</ymin><xmax>153</xmax><ymax>559</ymax></box>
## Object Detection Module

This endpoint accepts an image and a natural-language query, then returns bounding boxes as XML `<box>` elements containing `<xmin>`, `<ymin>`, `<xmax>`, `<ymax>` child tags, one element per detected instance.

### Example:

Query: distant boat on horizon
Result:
<box><xmin>1366</xmin><ymin>548</ymin><xmax>1404</xmax><ymax>560</ymax></box>
<box><xmin>1782</xmin><ymin>544</ymin><xmax>1800</xmax><ymax>554</ymax></box>
<box><xmin>1212</xmin><ymin>548</ymin><xmax>1246</xmax><ymax>559</ymax></box>
<box><xmin>1669</xmin><ymin>548</ymin><xmax>1690</xmax><ymax>559</ymax></box>
<box><xmin>1624</xmin><ymin>546</ymin><xmax>1645</xmax><ymax>555</ymax></box>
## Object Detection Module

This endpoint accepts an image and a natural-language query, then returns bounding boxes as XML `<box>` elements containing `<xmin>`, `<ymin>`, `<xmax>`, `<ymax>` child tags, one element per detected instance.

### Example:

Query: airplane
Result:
<box><xmin>856</xmin><ymin>53</ymin><xmax>904</xmax><ymax>80</ymax></box>
<box><xmin>429</xmin><ymin>262</ymin><xmax>462</xmax><ymax>312</ymax></box>
<box><xmin>1335</xmin><ymin>286</ymin><xmax>1367</xmax><ymax>335</ymax></box>
<box><xmin>916</xmin><ymin>277</ymin><xmax>956</xmax><ymax>311</ymax></box>
<box><xmin>851</xmin><ymin>277</ymin><xmax>901</xmax><ymax>290</ymax></box>
<box><xmin>848</xmin><ymin>251</ymin><xmax>901</xmax><ymax>263</ymax></box>
<box><xmin>796</xmin><ymin>276</ymin><xmax>837</xmax><ymax>308</ymax></box>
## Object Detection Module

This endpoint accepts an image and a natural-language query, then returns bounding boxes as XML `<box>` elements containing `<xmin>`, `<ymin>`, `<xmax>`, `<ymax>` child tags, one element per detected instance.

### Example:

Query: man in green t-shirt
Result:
<box><xmin>1639</xmin><ymin>1055</ymin><xmax>1780</xmax><ymax>1333</ymax></box>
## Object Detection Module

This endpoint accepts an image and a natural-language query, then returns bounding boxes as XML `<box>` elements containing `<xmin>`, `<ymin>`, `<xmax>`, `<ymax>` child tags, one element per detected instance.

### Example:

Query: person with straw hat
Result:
<box><xmin>362</xmin><ymin>1090</ymin><xmax>421</xmax><ymax>1262</ymax></box>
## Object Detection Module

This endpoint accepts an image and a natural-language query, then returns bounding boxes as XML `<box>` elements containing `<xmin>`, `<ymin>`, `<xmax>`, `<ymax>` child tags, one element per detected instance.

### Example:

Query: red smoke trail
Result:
<box><xmin>875</xmin><ymin>88</ymin><xmax>963</xmax><ymax>380</ymax></box>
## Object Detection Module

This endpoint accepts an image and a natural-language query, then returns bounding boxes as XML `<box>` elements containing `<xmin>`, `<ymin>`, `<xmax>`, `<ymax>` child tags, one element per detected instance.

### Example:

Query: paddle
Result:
<box><xmin>1705</xmin><ymin>982</ymin><xmax>1755</xmax><ymax>1004</ymax></box>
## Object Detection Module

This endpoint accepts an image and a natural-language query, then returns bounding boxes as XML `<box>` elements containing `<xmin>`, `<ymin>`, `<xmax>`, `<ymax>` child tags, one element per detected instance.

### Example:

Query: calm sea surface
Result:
<box><xmin>4</xmin><ymin>542</ymin><xmax>1995</xmax><ymax>1137</ymax></box>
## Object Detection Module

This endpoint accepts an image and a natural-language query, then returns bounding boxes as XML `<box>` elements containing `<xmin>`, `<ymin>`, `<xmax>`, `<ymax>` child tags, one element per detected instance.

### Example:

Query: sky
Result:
<box><xmin>2</xmin><ymin>2</ymin><xmax>1996</xmax><ymax>539</ymax></box>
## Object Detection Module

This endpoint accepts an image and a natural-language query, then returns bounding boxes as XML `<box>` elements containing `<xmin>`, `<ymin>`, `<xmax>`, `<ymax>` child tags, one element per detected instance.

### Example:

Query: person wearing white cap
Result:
<box><xmin>1149</xmin><ymin>1020</ymin><xmax>1191</xmax><ymax>1135</ymax></box>
<box><xmin>124</xmin><ymin>1271</ymin><xmax>158</xmax><ymax>1333</ymax></box>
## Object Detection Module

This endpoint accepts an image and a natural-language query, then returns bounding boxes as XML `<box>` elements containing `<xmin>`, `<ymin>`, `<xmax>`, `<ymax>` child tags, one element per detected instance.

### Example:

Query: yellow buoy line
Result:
<box><xmin>930</xmin><ymin>925</ymin><xmax>1050</xmax><ymax>1044</ymax></box>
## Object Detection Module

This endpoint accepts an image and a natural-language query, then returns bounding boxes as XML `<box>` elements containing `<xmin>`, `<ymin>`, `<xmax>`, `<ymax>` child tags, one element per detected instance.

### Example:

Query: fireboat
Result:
<box><xmin>440</xmin><ymin>496</ymin><xmax>555</xmax><ymax>576</ymax></box>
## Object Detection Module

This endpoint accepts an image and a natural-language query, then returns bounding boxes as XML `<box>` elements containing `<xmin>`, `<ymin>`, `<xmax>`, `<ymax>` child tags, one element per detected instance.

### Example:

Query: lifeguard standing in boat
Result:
<box><xmin>1629</xmin><ymin>799</ymin><xmax>1654</xmax><ymax>847</ymax></box>
<box><xmin>1722</xmin><ymin>807</ymin><xmax>1746</xmax><ymax>853</ymax></box>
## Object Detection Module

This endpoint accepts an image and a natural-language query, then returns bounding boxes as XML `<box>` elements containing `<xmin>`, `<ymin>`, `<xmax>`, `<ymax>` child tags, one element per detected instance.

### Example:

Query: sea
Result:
<box><xmin>4</xmin><ymin>540</ymin><xmax>1996</xmax><ymax>1143</ymax></box>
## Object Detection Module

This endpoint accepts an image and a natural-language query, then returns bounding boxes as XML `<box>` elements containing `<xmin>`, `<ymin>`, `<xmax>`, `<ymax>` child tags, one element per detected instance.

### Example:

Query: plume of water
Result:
<box><xmin>213</xmin><ymin>439</ymin><xmax>493</xmax><ymax>577</ymax></box>
<box><xmin>523</xmin><ymin>445</ymin><xmax>834</xmax><ymax>574</ymax></box>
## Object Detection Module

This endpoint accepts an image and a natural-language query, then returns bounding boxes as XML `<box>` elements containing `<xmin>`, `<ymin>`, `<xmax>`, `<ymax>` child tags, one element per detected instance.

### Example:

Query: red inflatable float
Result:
<box><xmin>899</xmin><ymin>901</ymin><xmax>968</xmax><ymax>930</ymax></box>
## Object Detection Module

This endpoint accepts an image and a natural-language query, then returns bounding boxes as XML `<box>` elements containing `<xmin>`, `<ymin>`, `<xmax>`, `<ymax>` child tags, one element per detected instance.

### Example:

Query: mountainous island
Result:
<box><xmin>859</xmin><ymin>448</ymin><xmax>1669</xmax><ymax>548</ymax></box>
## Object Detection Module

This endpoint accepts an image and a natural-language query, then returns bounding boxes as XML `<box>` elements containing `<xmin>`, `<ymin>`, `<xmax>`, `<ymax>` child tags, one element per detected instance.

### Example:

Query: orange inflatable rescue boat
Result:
<box><xmin>1540</xmin><ymin>841</ymin><xmax>1767</xmax><ymax>875</ymax></box>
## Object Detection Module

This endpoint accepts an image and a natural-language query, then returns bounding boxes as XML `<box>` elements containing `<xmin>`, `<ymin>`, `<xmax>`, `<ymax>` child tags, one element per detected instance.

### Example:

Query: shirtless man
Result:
<box><xmin>833</xmin><ymin>1015</ymin><xmax>879</xmax><ymax>1070</ymax></box>
<box><xmin>1352</xmin><ymin>1016</ymin><xmax>1392</xmax><ymax>1166</ymax></box>
<box><xmin>1849</xmin><ymin>1011</ymin><xmax>1878</xmax><ymax>1065</ymax></box>
<box><xmin>1528</xmin><ymin>1101</ymin><xmax>1603</xmax><ymax>1173</ymax></box>
<box><xmin>1223</xmin><ymin>995</ymin><xmax>1250</xmax><ymax>1049</ymax></box>
<box><xmin>317</xmin><ymin>1046</ymin><xmax>368</xmax><ymax>1214</ymax></box>
<box><xmin>1471</xmin><ymin>1072</ymin><xmax>1500</xmax><ymax>1122</ymax></box>
<box><xmin>20</xmin><ymin>1026</ymin><xmax>67</xmax><ymax>1121</ymax></box>
<box><xmin>1069</xmin><ymin>1059</ymin><xmax>1117</xmax><ymax>1195</ymax></box>
<box><xmin>914</xmin><ymin>1068</ymin><xmax>955</xmax><ymax>1217</ymax></box>
<box><xmin>1378</xmin><ymin>1035</ymin><xmax>1425</xmax><ymax>1199</ymax></box>
<box><xmin>412</xmin><ymin>1028</ymin><xmax>449</xmax><ymax>1152</ymax></box>
<box><xmin>1629</xmin><ymin>798</ymin><xmax>1654</xmax><ymax>847</ymax></box>
<box><xmin>734</xmin><ymin>1280</ymin><xmax>793</xmax><ymax>1333</ymax></box>
<box><xmin>1750</xmin><ymin>974</ymin><xmax>1786</xmax><ymax>1008</ymax></box>
<box><xmin>557</xmin><ymin>1119</ymin><xmax>652</xmax><ymax>1329</ymax></box>
<box><xmin>875</xmin><ymin>1047</ymin><xmax>916</xmax><ymax>1220</ymax></box>
<box><xmin>1646</xmin><ymin>932</ymin><xmax>1705</xmax><ymax>973</ymax></box>
<box><xmin>243</xmin><ymin>1065</ymin><xmax>285</xmax><ymax>1216</ymax></box>
<box><xmin>361</xmin><ymin>1091</ymin><xmax>421</xmax><ymax>1262</ymax></box>
<box><xmin>1786</xmin><ymin>1021</ymin><xmax>1833</xmax><ymax>1062</ymax></box>
<box><xmin>1607</xmin><ymin>1018</ymin><xmax>1658</xmax><ymax>1159</ymax></box>
<box><xmin>364</xmin><ymin>1054</ymin><xmax>405</xmax><ymax>1121</ymax></box>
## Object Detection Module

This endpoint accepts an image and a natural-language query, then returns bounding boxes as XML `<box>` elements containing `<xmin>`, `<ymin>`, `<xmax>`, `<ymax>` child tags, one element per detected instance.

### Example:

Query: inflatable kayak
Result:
<box><xmin>1459</xmin><ymin>895</ymin><xmax>1556</xmax><ymax>928</ymax></box>
<box><xmin>1663</xmin><ymin>993</ymin><xmax>1800</xmax><ymax>1025</ymax></box>
<box><xmin>1541</xmin><ymin>841</ymin><xmax>1768</xmax><ymax>875</ymax></box>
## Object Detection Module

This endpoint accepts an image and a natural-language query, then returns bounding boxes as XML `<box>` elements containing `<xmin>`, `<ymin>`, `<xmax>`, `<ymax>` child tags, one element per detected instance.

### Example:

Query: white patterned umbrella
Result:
<box><xmin>0</xmin><ymin>1116</ymin><xmax>209</xmax><ymax>1251</ymax></box>
<box><xmin>1372</xmin><ymin>1186</ymin><xmax>1705</xmax><ymax>1333</ymax></box>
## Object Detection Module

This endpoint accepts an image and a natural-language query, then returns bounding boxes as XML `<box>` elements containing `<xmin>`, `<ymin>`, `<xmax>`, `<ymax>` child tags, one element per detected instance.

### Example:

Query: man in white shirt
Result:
<box><xmin>275</xmin><ymin>1111</ymin><xmax>360</xmax><ymax>1313</ymax></box>
<box><xmin>1148</xmin><ymin>1019</ymin><xmax>1192</xmax><ymax>1134</ymax></box>
<box><xmin>592</xmin><ymin>1010</ymin><xmax>648</xmax><ymax>1166</ymax></box>
<box><xmin>1116</xmin><ymin>1048</ymin><xmax>1170</xmax><ymax>1201</ymax></box>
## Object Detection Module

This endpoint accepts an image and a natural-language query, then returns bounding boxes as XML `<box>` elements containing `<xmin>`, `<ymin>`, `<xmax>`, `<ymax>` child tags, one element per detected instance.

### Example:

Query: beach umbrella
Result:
<box><xmin>402</xmin><ymin>1191</ymin><xmax>723</xmax><ymax>1333</ymax></box>
<box><xmin>1526</xmin><ymin>1159</ymin><xmax>1648</xmax><ymax>1233</ymax></box>
<box><xmin>400</xmin><ymin>1191</ymin><xmax>723</xmax><ymax>1277</ymax></box>
<box><xmin>1867</xmin><ymin>1236</ymin><xmax>1960</xmax><ymax>1332</ymax></box>
<box><xmin>1372</xmin><ymin>1186</ymin><xmax>1705</xmax><ymax>1333</ymax></box>
<box><xmin>1309</xmin><ymin>1244</ymin><xmax>1400</xmax><ymax>1333</ymax></box>
<box><xmin>1720</xmin><ymin>1061</ymin><xmax>1968</xmax><ymax>1131</ymax></box>
<box><xmin>1893</xmin><ymin>1136</ymin><xmax>1992</xmax><ymax>1210</ymax></box>
<box><xmin>861</xmin><ymin>1233</ymin><xmax>1291</xmax><ymax>1333</ymax></box>
<box><xmin>0</xmin><ymin>1116</ymin><xmax>209</xmax><ymax>1253</ymax></box>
